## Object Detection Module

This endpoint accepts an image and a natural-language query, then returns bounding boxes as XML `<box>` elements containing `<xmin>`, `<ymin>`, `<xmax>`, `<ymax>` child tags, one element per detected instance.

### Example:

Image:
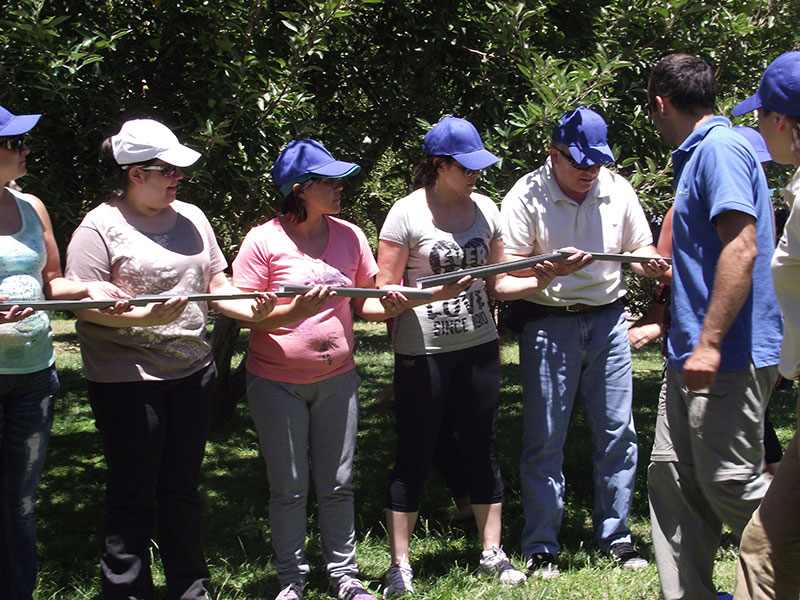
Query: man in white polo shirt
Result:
<box><xmin>500</xmin><ymin>106</ymin><xmax>668</xmax><ymax>578</ymax></box>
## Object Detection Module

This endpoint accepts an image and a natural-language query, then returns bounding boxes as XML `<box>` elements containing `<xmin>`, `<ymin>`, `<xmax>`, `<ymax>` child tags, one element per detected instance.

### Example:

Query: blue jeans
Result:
<box><xmin>0</xmin><ymin>365</ymin><xmax>59</xmax><ymax>600</ymax></box>
<box><xmin>519</xmin><ymin>306</ymin><xmax>637</xmax><ymax>556</ymax></box>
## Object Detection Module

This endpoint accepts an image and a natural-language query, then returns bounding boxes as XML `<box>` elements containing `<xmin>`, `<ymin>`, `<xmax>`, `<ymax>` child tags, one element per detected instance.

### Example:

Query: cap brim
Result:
<box><xmin>754</xmin><ymin>148</ymin><xmax>772</xmax><ymax>162</ymax></box>
<box><xmin>157</xmin><ymin>145</ymin><xmax>202</xmax><ymax>168</ymax></box>
<box><xmin>0</xmin><ymin>113</ymin><xmax>41</xmax><ymax>137</ymax></box>
<box><xmin>453</xmin><ymin>148</ymin><xmax>500</xmax><ymax>170</ymax></box>
<box><xmin>732</xmin><ymin>93</ymin><xmax>762</xmax><ymax>117</ymax></box>
<box><xmin>310</xmin><ymin>160</ymin><xmax>361</xmax><ymax>178</ymax></box>
<box><xmin>569</xmin><ymin>144</ymin><xmax>615</xmax><ymax>165</ymax></box>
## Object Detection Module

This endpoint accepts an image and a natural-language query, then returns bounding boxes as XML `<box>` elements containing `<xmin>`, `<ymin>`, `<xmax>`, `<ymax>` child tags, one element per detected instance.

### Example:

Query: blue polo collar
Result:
<box><xmin>672</xmin><ymin>115</ymin><xmax>731</xmax><ymax>182</ymax></box>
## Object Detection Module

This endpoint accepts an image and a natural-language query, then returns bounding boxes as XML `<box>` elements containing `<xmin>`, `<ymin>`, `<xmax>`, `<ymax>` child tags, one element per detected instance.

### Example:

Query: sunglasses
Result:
<box><xmin>312</xmin><ymin>177</ymin><xmax>342</xmax><ymax>187</ymax></box>
<box><xmin>135</xmin><ymin>164</ymin><xmax>183</xmax><ymax>178</ymax></box>
<box><xmin>0</xmin><ymin>136</ymin><xmax>25</xmax><ymax>152</ymax></box>
<box><xmin>555</xmin><ymin>147</ymin><xmax>604</xmax><ymax>171</ymax></box>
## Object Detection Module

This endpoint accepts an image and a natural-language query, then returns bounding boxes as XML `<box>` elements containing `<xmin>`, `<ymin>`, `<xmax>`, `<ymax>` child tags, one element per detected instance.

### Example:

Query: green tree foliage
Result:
<box><xmin>2</xmin><ymin>0</ymin><xmax>799</xmax><ymax>299</ymax></box>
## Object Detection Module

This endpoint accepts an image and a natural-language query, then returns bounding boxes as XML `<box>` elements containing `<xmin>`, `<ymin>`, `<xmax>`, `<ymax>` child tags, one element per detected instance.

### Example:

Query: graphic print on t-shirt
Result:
<box><xmin>427</xmin><ymin>237</ymin><xmax>491</xmax><ymax>338</ymax></box>
<box><xmin>297</xmin><ymin>263</ymin><xmax>351</xmax><ymax>366</ymax></box>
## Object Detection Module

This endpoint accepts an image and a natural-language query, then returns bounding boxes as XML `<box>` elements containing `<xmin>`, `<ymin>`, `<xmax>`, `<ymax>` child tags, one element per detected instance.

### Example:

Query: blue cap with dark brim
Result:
<box><xmin>273</xmin><ymin>139</ymin><xmax>361</xmax><ymax>197</ymax></box>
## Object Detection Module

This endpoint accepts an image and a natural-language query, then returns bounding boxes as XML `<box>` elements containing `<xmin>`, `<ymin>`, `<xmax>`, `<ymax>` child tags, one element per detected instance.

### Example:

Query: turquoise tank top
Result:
<box><xmin>0</xmin><ymin>188</ymin><xmax>55</xmax><ymax>374</ymax></box>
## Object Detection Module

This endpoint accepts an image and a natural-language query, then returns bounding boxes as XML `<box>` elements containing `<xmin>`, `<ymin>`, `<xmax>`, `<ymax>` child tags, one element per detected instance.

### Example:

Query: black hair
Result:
<box><xmin>100</xmin><ymin>137</ymin><xmax>157</xmax><ymax>199</ymax></box>
<box><xmin>412</xmin><ymin>155</ymin><xmax>452</xmax><ymax>190</ymax></box>
<box><xmin>648</xmin><ymin>54</ymin><xmax>717</xmax><ymax>114</ymax></box>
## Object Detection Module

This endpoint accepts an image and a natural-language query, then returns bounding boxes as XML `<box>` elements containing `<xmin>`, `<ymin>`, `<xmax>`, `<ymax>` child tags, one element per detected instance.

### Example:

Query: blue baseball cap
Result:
<box><xmin>273</xmin><ymin>139</ymin><xmax>361</xmax><ymax>197</ymax></box>
<box><xmin>732</xmin><ymin>126</ymin><xmax>773</xmax><ymax>163</ymax></box>
<box><xmin>422</xmin><ymin>116</ymin><xmax>500</xmax><ymax>170</ymax></box>
<box><xmin>552</xmin><ymin>106</ymin><xmax>615</xmax><ymax>165</ymax></box>
<box><xmin>0</xmin><ymin>105</ymin><xmax>41</xmax><ymax>137</ymax></box>
<box><xmin>732</xmin><ymin>51</ymin><xmax>800</xmax><ymax>117</ymax></box>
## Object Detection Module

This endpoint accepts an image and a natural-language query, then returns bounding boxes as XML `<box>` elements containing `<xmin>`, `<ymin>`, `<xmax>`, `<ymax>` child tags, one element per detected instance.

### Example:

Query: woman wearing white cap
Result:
<box><xmin>731</xmin><ymin>50</ymin><xmax>800</xmax><ymax>600</ymax></box>
<box><xmin>377</xmin><ymin>116</ymin><xmax>557</xmax><ymax>596</ymax></box>
<box><xmin>64</xmin><ymin>118</ymin><xmax>276</xmax><ymax>599</ymax></box>
<box><xmin>231</xmin><ymin>139</ymin><xmax>405</xmax><ymax>600</ymax></box>
<box><xmin>0</xmin><ymin>105</ymin><xmax>128</xmax><ymax>599</ymax></box>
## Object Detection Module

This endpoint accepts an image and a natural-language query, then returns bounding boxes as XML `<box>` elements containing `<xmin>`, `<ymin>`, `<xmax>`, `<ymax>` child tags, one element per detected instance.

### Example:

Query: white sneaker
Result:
<box><xmin>476</xmin><ymin>547</ymin><xmax>527</xmax><ymax>586</ymax></box>
<box><xmin>338</xmin><ymin>578</ymin><xmax>378</xmax><ymax>600</ymax></box>
<box><xmin>275</xmin><ymin>583</ymin><xmax>304</xmax><ymax>600</ymax></box>
<box><xmin>383</xmin><ymin>562</ymin><xmax>414</xmax><ymax>597</ymax></box>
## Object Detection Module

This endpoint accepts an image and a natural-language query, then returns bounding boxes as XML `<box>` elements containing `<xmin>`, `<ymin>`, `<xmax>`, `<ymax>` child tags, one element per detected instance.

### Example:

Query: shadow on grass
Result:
<box><xmin>34</xmin><ymin>321</ymin><xmax>795</xmax><ymax>598</ymax></box>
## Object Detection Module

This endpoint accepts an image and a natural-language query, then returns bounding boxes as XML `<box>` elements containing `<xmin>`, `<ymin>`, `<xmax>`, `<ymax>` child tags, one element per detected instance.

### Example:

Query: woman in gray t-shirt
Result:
<box><xmin>377</xmin><ymin>116</ymin><xmax>556</xmax><ymax>595</ymax></box>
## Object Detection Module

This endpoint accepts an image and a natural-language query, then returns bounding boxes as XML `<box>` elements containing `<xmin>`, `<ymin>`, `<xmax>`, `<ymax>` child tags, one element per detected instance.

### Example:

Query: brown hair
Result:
<box><xmin>277</xmin><ymin>179</ymin><xmax>315</xmax><ymax>224</ymax></box>
<box><xmin>412</xmin><ymin>156</ymin><xmax>452</xmax><ymax>190</ymax></box>
<box><xmin>789</xmin><ymin>116</ymin><xmax>800</xmax><ymax>159</ymax></box>
<box><xmin>100</xmin><ymin>137</ymin><xmax>157</xmax><ymax>199</ymax></box>
<box><xmin>760</xmin><ymin>109</ymin><xmax>800</xmax><ymax>162</ymax></box>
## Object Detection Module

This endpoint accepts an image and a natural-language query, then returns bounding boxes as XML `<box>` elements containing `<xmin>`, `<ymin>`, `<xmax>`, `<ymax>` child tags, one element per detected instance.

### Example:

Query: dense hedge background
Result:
<box><xmin>2</xmin><ymin>0</ymin><xmax>799</xmax><ymax>311</ymax></box>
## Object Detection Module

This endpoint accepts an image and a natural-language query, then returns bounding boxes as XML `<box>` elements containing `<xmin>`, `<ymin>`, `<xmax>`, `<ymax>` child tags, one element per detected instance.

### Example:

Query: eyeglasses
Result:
<box><xmin>555</xmin><ymin>147</ymin><xmax>603</xmax><ymax>171</ymax></box>
<box><xmin>456</xmin><ymin>163</ymin><xmax>482</xmax><ymax>178</ymax></box>
<box><xmin>135</xmin><ymin>164</ymin><xmax>183</xmax><ymax>178</ymax></box>
<box><xmin>0</xmin><ymin>136</ymin><xmax>25</xmax><ymax>152</ymax></box>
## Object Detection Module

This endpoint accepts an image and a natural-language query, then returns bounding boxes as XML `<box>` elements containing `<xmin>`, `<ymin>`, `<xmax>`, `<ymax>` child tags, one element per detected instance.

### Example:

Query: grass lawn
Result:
<box><xmin>34</xmin><ymin>317</ymin><xmax>797</xmax><ymax>599</ymax></box>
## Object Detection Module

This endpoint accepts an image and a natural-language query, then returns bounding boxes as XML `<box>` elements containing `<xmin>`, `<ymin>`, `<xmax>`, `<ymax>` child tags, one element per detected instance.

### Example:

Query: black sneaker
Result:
<box><xmin>608</xmin><ymin>542</ymin><xmax>648</xmax><ymax>569</ymax></box>
<box><xmin>526</xmin><ymin>552</ymin><xmax>560</xmax><ymax>579</ymax></box>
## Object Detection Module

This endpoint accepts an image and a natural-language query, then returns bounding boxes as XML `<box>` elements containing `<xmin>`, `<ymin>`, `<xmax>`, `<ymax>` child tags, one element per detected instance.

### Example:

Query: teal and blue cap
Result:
<box><xmin>273</xmin><ymin>139</ymin><xmax>361</xmax><ymax>197</ymax></box>
<box><xmin>0</xmin><ymin>105</ymin><xmax>41</xmax><ymax>137</ymax></box>
<box><xmin>732</xmin><ymin>126</ymin><xmax>772</xmax><ymax>163</ymax></box>
<box><xmin>422</xmin><ymin>116</ymin><xmax>500</xmax><ymax>170</ymax></box>
<box><xmin>553</xmin><ymin>106</ymin><xmax>615</xmax><ymax>165</ymax></box>
<box><xmin>733</xmin><ymin>51</ymin><xmax>800</xmax><ymax>117</ymax></box>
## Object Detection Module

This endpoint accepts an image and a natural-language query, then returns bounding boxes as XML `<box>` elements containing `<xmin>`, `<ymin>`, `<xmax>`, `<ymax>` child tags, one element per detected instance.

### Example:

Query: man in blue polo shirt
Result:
<box><xmin>646</xmin><ymin>53</ymin><xmax>783</xmax><ymax>600</ymax></box>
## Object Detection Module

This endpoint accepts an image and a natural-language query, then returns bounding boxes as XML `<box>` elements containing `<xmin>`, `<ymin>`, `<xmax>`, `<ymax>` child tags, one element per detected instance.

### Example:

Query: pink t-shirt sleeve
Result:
<box><xmin>353</xmin><ymin>223</ymin><xmax>379</xmax><ymax>284</ymax></box>
<box><xmin>232</xmin><ymin>225</ymin><xmax>272</xmax><ymax>290</ymax></box>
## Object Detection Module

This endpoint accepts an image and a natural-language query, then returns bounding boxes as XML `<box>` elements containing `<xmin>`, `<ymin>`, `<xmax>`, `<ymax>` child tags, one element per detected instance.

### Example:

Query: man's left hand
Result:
<box><xmin>641</xmin><ymin>257</ymin><xmax>671</xmax><ymax>279</ymax></box>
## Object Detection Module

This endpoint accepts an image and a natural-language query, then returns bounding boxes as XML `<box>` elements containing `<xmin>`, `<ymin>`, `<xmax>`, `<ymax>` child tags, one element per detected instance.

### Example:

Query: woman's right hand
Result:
<box><xmin>0</xmin><ymin>296</ymin><xmax>34</xmax><ymax>324</ymax></box>
<box><xmin>143</xmin><ymin>296</ymin><xmax>189</xmax><ymax>326</ymax></box>
<box><xmin>292</xmin><ymin>285</ymin><xmax>336</xmax><ymax>320</ymax></box>
<box><xmin>431</xmin><ymin>274</ymin><xmax>474</xmax><ymax>301</ymax></box>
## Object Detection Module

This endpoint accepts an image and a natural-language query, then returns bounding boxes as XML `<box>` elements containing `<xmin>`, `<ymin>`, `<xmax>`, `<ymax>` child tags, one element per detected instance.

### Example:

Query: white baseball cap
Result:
<box><xmin>111</xmin><ymin>119</ymin><xmax>201</xmax><ymax>167</ymax></box>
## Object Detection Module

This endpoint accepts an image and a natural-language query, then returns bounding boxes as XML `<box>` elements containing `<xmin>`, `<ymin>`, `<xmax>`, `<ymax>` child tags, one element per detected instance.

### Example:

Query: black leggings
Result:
<box><xmin>386</xmin><ymin>340</ymin><xmax>503</xmax><ymax>512</ymax></box>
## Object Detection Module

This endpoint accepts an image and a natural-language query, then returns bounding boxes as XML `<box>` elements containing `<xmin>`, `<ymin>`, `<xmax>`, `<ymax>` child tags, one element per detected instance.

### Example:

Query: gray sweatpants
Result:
<box><xmin>247</xmin><ymin>368</ymin><xmax>361</xmax><ymax>589</ymax></box>
<box><xmin>648</xmin><ymin>363</ymin><xmax>777</xmax><ymax>600</ymax></box>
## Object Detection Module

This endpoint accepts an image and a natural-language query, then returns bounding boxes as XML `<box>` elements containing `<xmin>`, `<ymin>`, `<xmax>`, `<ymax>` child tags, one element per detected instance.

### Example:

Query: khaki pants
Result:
<box><xmin>734</xmin><ymin>389</ymin><xmax>800</xmax><ymax>600</ymax></box>
<box><xmin>649</xmin><ymin>364</ymin><xmax>777</xmax><ymax>600</ymax></box>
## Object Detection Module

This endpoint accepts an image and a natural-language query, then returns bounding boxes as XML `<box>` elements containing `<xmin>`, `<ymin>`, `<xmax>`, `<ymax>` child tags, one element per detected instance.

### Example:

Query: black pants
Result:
<box><xmin>387</xmin><ymin>341</ymin><xmax>503</xmax><ymax>512</ymax></box>
<box><xmin>87</xmin><ymin>363</ymin><xmax>216</xmax><ymax>600</ymax></box>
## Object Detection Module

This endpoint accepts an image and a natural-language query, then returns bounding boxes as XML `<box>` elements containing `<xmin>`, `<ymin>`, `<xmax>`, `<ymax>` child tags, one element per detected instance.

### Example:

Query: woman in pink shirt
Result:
<box><xmin>232</xmin><ymin>140</ymin><xmax>405</xmax><ymax>600</ymax></box>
